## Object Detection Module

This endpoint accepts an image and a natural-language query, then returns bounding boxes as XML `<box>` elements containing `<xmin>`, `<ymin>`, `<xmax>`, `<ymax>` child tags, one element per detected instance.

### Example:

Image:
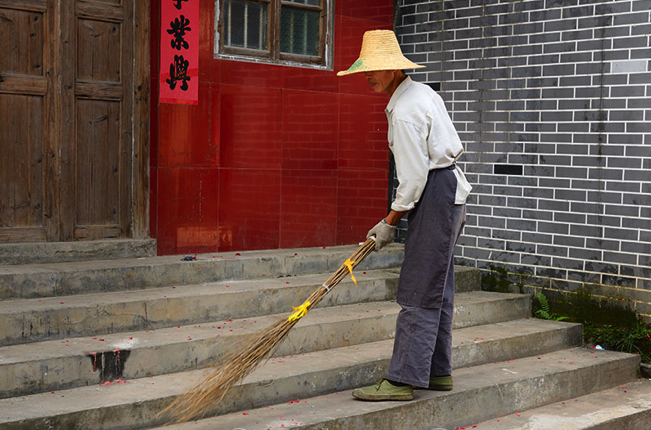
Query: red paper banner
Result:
<box><xmin>159</xmin><ymin>0</ymin><xmax>199</xmax><ymax>105</ymax></box>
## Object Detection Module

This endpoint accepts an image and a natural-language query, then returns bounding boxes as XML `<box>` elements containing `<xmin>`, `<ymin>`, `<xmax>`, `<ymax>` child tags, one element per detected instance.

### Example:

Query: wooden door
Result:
<box><xmin>66</xmin><ymin>0</ymin><xmax>133</xmax><ymax>240</ymax></box>
<box><xmin>0</xmin><ymin>1</ymin><xmax>55</xmax><ymax>242</ymax></box>
<box><xmin>0</xmin><ymin>0</ymin><xmax>149</xmax><ymax>243</ymax></box>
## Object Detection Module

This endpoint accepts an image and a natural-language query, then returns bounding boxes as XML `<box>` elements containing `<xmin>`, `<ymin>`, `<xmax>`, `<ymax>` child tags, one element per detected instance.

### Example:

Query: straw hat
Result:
<box><xmin>337</xmin><ymin>30</ymin><xmax>425</xmax><ymax>76</ymax></box>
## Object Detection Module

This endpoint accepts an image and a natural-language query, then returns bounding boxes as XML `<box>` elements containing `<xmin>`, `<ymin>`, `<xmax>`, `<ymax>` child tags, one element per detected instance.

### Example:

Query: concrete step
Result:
<box><xmin>0</xmin><ymin>291</ymin><xmax>530</xmax><ymax>398</ymax></box>
<box><xmin>0</xmin><ymin>239</ymin><xmax>157</xmax><ymax>265</ymax></box>
<box><xmin>0</xmin><ymin>265</ymin><xmax>480</xmax><ymax>346</ymax></box>
<box><xmin>0</xmin><ymin>321</ymin><xmax>589</xmax><ymax>430</ymax></box>
<box><xmin>0</xmin><ymin>269</ymin><xmax>400</xmax><ymax>346</ymax></box>
<box><xmin>0</xmin><ymin>243</ymin><xmax>406</xmax><ymax>300</ymax></box>
<box><xmin>472</xmin><ymin>379</ymin><xmax>651</xmax><ymax>430</ymax></box>
<box><xmin>158</xmin><ymin>348</ymin><xmax>641</xmax><ymax>430</ymax></box>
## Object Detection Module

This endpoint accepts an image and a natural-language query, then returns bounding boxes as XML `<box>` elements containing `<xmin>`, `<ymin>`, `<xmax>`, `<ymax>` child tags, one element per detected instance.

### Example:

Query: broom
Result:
<box><xmin>159</xmin><ymin>237</ymin><xmax>377</xmax><ymax>423</ymax></box>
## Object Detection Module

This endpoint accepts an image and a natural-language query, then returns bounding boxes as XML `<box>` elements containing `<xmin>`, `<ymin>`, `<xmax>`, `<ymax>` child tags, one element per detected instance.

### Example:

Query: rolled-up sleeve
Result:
<box><xmin>390</xmin><ymin>118</ymin><xmax>430</xmax><ymax>212</ymax></box>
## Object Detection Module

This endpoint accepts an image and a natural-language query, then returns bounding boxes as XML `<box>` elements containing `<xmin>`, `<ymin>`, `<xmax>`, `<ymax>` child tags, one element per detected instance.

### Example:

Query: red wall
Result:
<box><xmin>150</xmin><ymin>0</ymin><xmax>394</xmax><ymax>255</ymax></box>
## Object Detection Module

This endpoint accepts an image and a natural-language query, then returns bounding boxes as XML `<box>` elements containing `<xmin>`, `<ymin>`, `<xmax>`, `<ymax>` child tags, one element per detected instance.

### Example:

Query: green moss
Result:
<box><xmin>540</xmin><ymin>286</ymin><xmax>651</xmax><ymax>363</ymax></box>
<box><xmin>481</xmin><ymin>265</ymin><xmax>529</xmax><ymax>294</ymax></box>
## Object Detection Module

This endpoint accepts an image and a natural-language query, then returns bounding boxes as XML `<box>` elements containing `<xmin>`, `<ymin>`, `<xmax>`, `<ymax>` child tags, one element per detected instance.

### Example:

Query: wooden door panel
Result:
<box><xmin>77</xmin><ymin>19</ymin><xmax>122</xmax><ymax>82</ymax></box>
<box><xmin>0</xmin><ymin>7</ymin><xmax>45</xmax><ymax>77</ymax></box>
<box><xmin>0</xmin><ymin>94</ymin><xmax>45</xmax><ymax>240</ymax></box>
<box><xmin>75</xmin><ymin>99</ymin><xmax>121</xmax><ymax>230</ymax></box>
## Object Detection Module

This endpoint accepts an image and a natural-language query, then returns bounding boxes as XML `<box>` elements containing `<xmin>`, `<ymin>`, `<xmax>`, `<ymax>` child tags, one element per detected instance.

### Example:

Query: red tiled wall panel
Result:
<box><xmin>151</xmin><ymin>0</ymin><xmax>394</xmax><ymax>255</ymax></box>
<box><xmin>220</xmin><ymin>85</ymin><xmax>283</xmax><ymax>169</ymax></box>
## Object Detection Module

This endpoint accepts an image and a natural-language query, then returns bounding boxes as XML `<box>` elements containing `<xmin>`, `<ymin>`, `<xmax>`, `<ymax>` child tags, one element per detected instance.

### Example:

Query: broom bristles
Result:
<box><xmin>159</xmin><ymin>238</ymin><xmax>377</xmax><ymax>424</ymax></box>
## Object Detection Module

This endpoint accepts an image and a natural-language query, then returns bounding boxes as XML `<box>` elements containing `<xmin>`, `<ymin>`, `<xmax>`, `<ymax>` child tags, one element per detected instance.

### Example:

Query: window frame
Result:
<box><xmin>215</xmin><ymin>0</ymin><xmax>333</xmax><ymax>70</ymax></box>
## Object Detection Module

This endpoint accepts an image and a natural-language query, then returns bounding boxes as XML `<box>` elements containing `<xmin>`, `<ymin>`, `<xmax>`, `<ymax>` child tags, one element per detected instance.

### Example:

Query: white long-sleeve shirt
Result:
<box><xmin>386</xmin><ymin>77</ymin><xmax>472</xmax><ymax>211</ymax></box>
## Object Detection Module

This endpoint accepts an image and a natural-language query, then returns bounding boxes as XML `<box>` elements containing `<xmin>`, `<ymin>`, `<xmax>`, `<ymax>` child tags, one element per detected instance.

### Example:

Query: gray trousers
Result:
<box><xmin>387</xmin><ymin>192</ymin><xmax>466</xmax><ymax>387</ymax></box>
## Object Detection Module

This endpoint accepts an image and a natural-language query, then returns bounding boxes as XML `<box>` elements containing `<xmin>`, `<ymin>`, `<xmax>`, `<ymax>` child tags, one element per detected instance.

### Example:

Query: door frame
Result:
<box><xmin>132</xmin><ymin>0</ymin><xmax>151</xmax><ymax>240</ymax></box>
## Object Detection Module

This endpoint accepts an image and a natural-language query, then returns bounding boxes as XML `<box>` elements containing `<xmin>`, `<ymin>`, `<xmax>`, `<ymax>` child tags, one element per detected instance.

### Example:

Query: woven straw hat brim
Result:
<box><xmin>337</xmin><ymin>57</ymin><xmax>425</xmax><ymax>76</ymax></box>
<box><xmin>337</xmin><ymin>29</ymin><xmax>425</xmax><ymax>76</ymax></box>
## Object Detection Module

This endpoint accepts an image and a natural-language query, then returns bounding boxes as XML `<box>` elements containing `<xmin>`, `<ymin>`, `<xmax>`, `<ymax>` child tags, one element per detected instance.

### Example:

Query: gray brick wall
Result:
<box><xmin>393</xmin><ymin>0</ymin><xmax>651</xmax><ymax>319</ymax></box>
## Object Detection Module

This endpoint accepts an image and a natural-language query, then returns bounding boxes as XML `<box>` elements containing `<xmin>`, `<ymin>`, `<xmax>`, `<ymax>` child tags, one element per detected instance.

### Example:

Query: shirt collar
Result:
<box><xmin>385</xmin><ymin>76</ymin><xmax>413</xmax><ymax>114</ymax></box>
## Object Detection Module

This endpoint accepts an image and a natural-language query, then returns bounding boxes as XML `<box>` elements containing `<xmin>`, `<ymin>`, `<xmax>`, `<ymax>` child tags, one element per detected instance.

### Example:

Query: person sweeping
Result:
<box><xmin>337</xmin><ymin>29</ymin><xmax>472</xmax><ymax>401</ymax></box>
<box><xmin>161</xmin><ymin>29</ymin><xmax>471</xmax><ymax>424</ymax></box>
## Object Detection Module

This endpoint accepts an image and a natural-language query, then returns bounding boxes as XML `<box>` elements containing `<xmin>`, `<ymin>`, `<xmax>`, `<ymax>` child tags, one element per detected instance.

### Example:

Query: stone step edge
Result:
<box><xmin>0</xmin><ymin>321</ymin><xmax>587</xmax><ymax>429</ymax></box>
<box><xmin>0</xmin><ymin>239</ymin><xmax>157</xmax><ymax>265</ymax></box>
<box><xmin>165</xmin><ymin>348</ymin><xmax>641</xmax><ymax>430</ymax></box>
<box><xmin>0</xmin><ymin>268</ymin><xmax>401</xmax><ymax>346</ymax></box>
<box><xmin>0</xmin><ymin>243</ymin><xmax>407</xmax><ymax>299</ymax></box>
<box><xmin>472</xmin><ymin>379</ymin><xmax>651</xmax><ymax>430</ymax></box>
<box><xmin>0</xmin><ymin>291</ymin><xmax>531</xmax><ymax>398</ymax></box>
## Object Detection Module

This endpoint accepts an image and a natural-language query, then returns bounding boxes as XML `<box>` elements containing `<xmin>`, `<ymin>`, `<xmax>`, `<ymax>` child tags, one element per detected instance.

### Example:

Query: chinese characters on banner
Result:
<box><xmin>160</xmin><ymin>0</ymin><xmax>199</xmax><ymax>104</ymax></box>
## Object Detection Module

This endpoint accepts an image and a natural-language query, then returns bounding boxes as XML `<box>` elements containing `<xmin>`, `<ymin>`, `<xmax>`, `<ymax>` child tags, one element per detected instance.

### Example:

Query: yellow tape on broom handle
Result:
<box><xmin>344</xmin><ymin>259</ymin><xmax>357</xmax><ymax>286</ymax></box>
<box><xmin>288</xmin><ymin>300</ymin><xmax>311</xmax><ymax>322</ymax></box>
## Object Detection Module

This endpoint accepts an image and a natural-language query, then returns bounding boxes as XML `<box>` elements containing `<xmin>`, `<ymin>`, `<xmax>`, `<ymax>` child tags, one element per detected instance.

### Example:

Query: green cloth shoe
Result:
<box><xmin>428</xmin><ymin>375</ymin><xmax>453</xmax><ymax>391</ymax></box>
<box><xmin>352</xmin><ymin>379</ymin><xmax>414</xmax><ymax>401</ymax></box>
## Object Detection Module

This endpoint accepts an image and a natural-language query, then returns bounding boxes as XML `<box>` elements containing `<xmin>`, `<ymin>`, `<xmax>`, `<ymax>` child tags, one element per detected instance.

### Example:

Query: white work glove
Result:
<box><xmin>367</xmin><ymin>219</ymin><xmax>396</xmax><ymax>251</ymax></box>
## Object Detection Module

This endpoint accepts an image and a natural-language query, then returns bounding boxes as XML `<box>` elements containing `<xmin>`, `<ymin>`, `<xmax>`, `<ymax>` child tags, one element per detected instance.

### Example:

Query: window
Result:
<box><xmin>216</xmin><ymin>0</ymin><xmax>333</xmax><ymax>68</ymax></box>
